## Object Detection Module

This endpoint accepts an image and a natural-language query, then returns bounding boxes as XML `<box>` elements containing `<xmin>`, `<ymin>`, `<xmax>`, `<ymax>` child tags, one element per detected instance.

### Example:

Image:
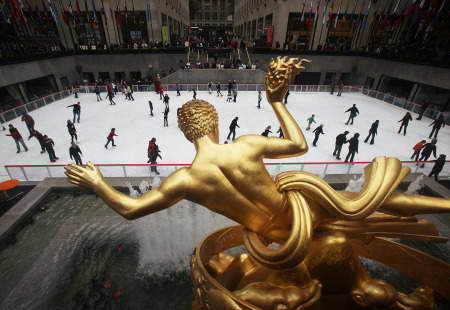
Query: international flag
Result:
<box><xmin>59</xmin><ymin>0</ymin><xmax>68</xmax><ymax>24</ymax></box>
<box><xmin>2</xmin><ymin>1</ymin><xmax>11</xmax><ymax>23</ymax></box>
<box><xmin>47</xmin><ymin>0</ymin><xmax>57</xmax><ymax>24</ymax></box>
<box><xmin>315</xmin><ymin>1</ymin><xmax>319</xmax><ymax>24</ymax></box>
<box><xmin>107</xmin><ymin>0</ymin><xmax>112</xmax><ymax>19</ymax></box>
<box><xmin>307</xmin><ymin>0</ymin><xmax>313</xmax><ymax>26</ymax></box>
<box><xmin>301</xmin><ymin>0</ymin><xmax>306</xmax><ymax>22</ymax></box>
<box><xmin>433</xmin><ymin>0</ymin><xmax>446</xmax><ymax>25</ymax></box>
<box><xmin>322</xmin><ymin>0</ymin><xmax>329</xmax><ymax>24</ymax></box>
<box><xmin>33</xmin><ymin>0</ymin><xmax>44</xmax><ymax>23</ymax></box>
<box><xmin>348</xmin><ymin>0</ymin><xmax>358</xmax><ymax>27</ymax></box>
<box><xmin>396</xmin><ymin>0</ymin><xmax>410</xmax><ymax>27</ymax></box>
<box><xmin>146</xmin><ymin>0</ymin><xmax>149</xmax><ymax>21</ymax></box>
<box><xmin>24</xmin><ymin>0</ymin><xmax>35</xmax><ymax>18</ymax></box>
<box><xmin>123</xmin><ymin>0</ymin><xmax>126</xmax><ymax>21</ymax></box>
<box><xmin>414</xmin><ymin>0</ymin><xmax>426</xmax><ymax>23</ymax></box>
<box><xmin>361</xmin><ymin>1</ymin><xmax>371</xmax><ymax>28</ymax></box>
<box><xmin>378</xmin><ymin>0</ymin><xmax>387</xmax><ymax>24</ymax></box>
<box><xmin>7</xmin><ymin>0</ymin><xmax>18</xmax><ymax>25</ymax></box>
<box><xmin>41</xmin><ymin>0</ymin><xmax>50</xmax><ymax>22</ymax></box>
<box><xmin>341</xmin><ymin>0</ymin><xmax>348</xmax><ymax>27</ymax></box>
<box><xmin>100</xmin><ymin>0</ymin><xmax>106</xmax><ymax>24</ymax></box>
<box><xmin>405</xmin><ymin>0</ymin><xmax>417</xmax><ymax>24</ymax></box>
<box><xmin>371</xmin><ymin>0</ymin><xmax>380</xmax><ymax>26</ymax></box>
<box><xmin>16</xmin><ymin>0</ymin><xmax>27</xmax><ymax>24</ymax></box>
<box><xmin>116</xmin><ymin>0</ymin><xmax>121</xmax><ymax>24</ymax></box>
<box><xmin>91</xmin><ymin>0</ymin><xmax>98</xmax><ymax>24</ymax></box>
<box><xmin>393</xmin><ymin>0</ymin><xmax>401</xmax><ymax>14</ymax></box>
<box><xmin>131</xmin><ymin>0</ymin><xmax>134</xmax><ymax>24</ymax></box>
<box><xmin>327</xmin><ymin>1</ymin><xmax>334</xmax><ymax>27</ymax></box>
<box><xmin>382</xmin><ymin>0</ymin><xmax>393</xmax><ymax>25</ymax></box>
<box><xmin>52</xmin><ymin>0</ymin><xmax>62</xmax><ymax>25</ymax></box>
<box><xmin>334</xmin><ymin>0</ymin><xmax>342</xmax><ymax>28</ymax></box>
<box><xmin>423</xmin><ymin>0</ymin><xmax>437</xmax><ymax>25</ymax></box>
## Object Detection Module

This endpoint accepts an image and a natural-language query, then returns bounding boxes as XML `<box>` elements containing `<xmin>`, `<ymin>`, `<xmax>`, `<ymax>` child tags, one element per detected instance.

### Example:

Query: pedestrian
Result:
<box><xmin>257</xmin><ymin>90</ymin><xmax>262</xmax><ymax>108</ymax></box>
<box><xmin>428</xmin><ymin>114</ymin><xmax>445</xmax><ymax>139</ymax></box>
<box><xmin>149</xmin><ymin>144</ymin><xmax>162</xmax><ymax>175</ymax></box>
<box><xmin>163</xmin><ymin>94</ymin><xmax>170</xmax><ymax>109</ymax></box>
<box><xmin>364</xmin><ymin>120</ymin><xmax>379</xmax><ymax>144</ymax></box>
<box><xmin>333</xmin><ymin>131</ymin><xmax>349</xmax><ymax>160</ymax></box>
<box><xmin>227</xmin><ymin>117</ymin><xmax>240</xmax><ymax>141</ymax></box>
<box><xmin>208</xmin><ymin>82</ymin><xmax>213</xmax><ymax>94</ymax></box>
<box><xmin>163</xmin><ymin>108</ymin><xmax>169</xmax><ymax>127</ymax></box>
<box><xmin>428</xmin><ymin>154</ymin><xmax>446</xmax><ymax>182</ymax></box>
<box><xmin>67</xmin><ymin>102</ymin><xmax>81</xmax><ymax>123</ymax></box>
<box><xmin>398</xmin><ymin>112</ymin><xmax>412</xmax><ymax>135</ymax></box>
<box><xmin>189</xmin><ymin>86</ymin><xmax>197</xmax><ymax>99</ymax></box>
<box><xmin>216</xmin><ymin>82</ymin><xmax>223</xmax><ymax>97</ymax></box>
<box><xmin>107</xmin><ymin>91</ymin><xmax>116</xmax><ymax>105</ymax></box>
<box><xmin>6</xmin><ymin>124</ymin><xmax>28</xmax><ymax>153</ymax></box>
<box><xmin>344</xmin><ymin>133</ymin><xmax>360</xmax><ymax>162</ymax></box>
<box><xmin>306</xmin><ymin>114</ymin><xmax>316</xmax><ymax>131</ymax></box>
<box><xmin>233</xmin><ymin>87</ymin><xmax>238</xmax><ymax>102</ymax></box>
<box><xmin>418</xmin><ymin>138</ymin><xmax>437</xmax><ymax>168</ymax></box>
<box><xmin>312</xmin><ymin>124</ymin><xmax>325</xmax><ymax>146</ymax></box>
<box><xmin>176</xmin><ymin>84</ymin><xmax>181</xmax><ymax>96</ymax></box>
<box><xmin>330</xmin><ymin>80</ymin><xmax>336</xmax><ymax>95</ymax></box>
<box><xmin>69</xmin><ymin>141</ymin><xmax>83</xmax><ymax>165</ymax></box>
<box><xmin>147</xmin><ymin>137</ymin><xmax>156</xmax><ymax>163</ymax></box>
<box><xmin>21</xmin><ymin>112</ymin><xmax>35</xmax><ymax>134</ymax></box>
<box><xmin>345</xmin><ymin>104</ymin><xmax>359</xmax><ymax>125</ymax></box>
<box><xmin>149</xmin><ymin>101</ymin><xmax>154</xmax><ymax>116</ymax></box>
<box><xmin>43</xmin><ymin>135</ymin><xmax>58</xmax><ymax>162</ymax></box>
<box><xmin>337</xmin><ymin>80</ymin><xmax>344</xmax><ymax>96</ymax></box>
<box><xmin>284</xmin><ymin>89</ymin><xmax>289</xmax><ymax>104</ymax></box>
<box><xmin>67</xmin><ymin>120</ymin><xmax>78</xmax><ymax>142</ymax></box>
<box><xmin>28</xmin><ymin>130</ymin><xmax>46</xmax><ymax>153</ymax></box>
<box><xmin>277</xmin><ymin>126</ymin><xmax>284</xmax><ymax>138</ymax></box>
<box><xmin>416</xmin><ymin>99</ymin><xmax>430</xmax><ymax>120</ymax></box>
<box><xmin>127</xmin><ymin>85</ymin><xmax>134</xmax><ymax>101</ymax></box>
<box><xmin>411</xmin><ymin>140</ymin><xmax>426</xmax><ymax>161</ymax></box>
<box><xmin>261</xmin><ymin>125</ymin><xmax>272</xmax><ymax>137</ymax></box>
<box><xmin>105</xmin><ymin>128</ymin><xmax>118</xmax><ymax>148</ymax></box>
<box><xmin>94</xmin><ymin>85</ymin><xmax>102</xmax><ymax>101</ymax></box>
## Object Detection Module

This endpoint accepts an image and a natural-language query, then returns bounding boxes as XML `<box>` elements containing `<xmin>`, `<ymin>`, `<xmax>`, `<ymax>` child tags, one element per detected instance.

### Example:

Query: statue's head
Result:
<box><xmin>178</xmin><ymin>99</ymin><xmax>219</xmax><ymax>143</ymax></box>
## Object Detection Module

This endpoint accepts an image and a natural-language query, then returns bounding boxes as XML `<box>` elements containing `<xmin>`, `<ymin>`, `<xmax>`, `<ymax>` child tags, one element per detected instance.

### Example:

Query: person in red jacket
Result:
<box><xmin>6</xmin><ymin>124</ymin><xmax>28</xmax><ymax>153</ymax></box>
<box><xmin>147</xmin><ymin>137</ymin><xmax>156</xmax><ymax>163</ymax></box>
<box><xmin>411</xmin><ymin>140</ymin><xmax>426</xmax><ymax>161</ymax></box>
<box><xmin>105</xmin><ymin>128</ymin><xmax>118</xmax><ymax>148</ymax></box>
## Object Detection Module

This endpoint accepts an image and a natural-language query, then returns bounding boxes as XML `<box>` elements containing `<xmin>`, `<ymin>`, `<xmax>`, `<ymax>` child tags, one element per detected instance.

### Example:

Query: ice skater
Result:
<box><xmin>330</xmin><ymin>80</ymin><xmax>336</xmax><ymax>95</ymax></box>
<box><xmin>163</xmin><ymin>94</ymin><xmax>170</xmax><ymax>109</ymax></box>
<box><xmin>345</xmin><ymin>104</ymin><xmax>359</xmax><ymax>125</ymax></box>
<box><xmin>6</xmin><ymin>124</ymin><xmax>28</xmax><ymax>153</ymax></box>
<box><xmin>208</xmin><ymin>82</ymin><xmax>213</xmax><ymax>94</ymax></box>
<box><xmin>147</xmin><ymin>137</ymin><xmax>156</xmax><ymax>163</ymax></box>
<box><xmin>337</xmin><ymin>80</ymin><xmax>344</xmax><ymax>96</ymax></box>
<box><xmin>428</xmin><ymin>114</ymin><xmax>445</xmax><ymax>138</ymax></box>
<box><xmin>28</xmin><ymin>130</ymin><xmax>46</xmax><ymax>153</ymax></box>
<box><xmin>149</xmin><ymin>144</ymin><xmax>162</xmax><ymax>175</ymax></box>
<box><xmin>411</xmin><ymin>140</ymin><xmax>426</xmax><ymax>161</ymax></box>
<box><xmin>163</xmin><ymin>108</ymin><xmax>169</xmax><ymax>127</ymax></box>
<box><xmin>69</xmin><ymin>141</ymin><xmax>83</xmax><ymax>165</ymax></box>
<box><xmin>333</xmin><ymin>131</ymin><xmax>349</xmax><ymax>160</ymax></box>
<box><xmin>105</xmin><ymin>128</ymin><xmax>118</xmax><ymax>148</ymax></box>
<box><xmin>344</xmin><ymin>133</ymin><xmax>360</xmax><ymax>162</ymax></box>
<box><xmin>43</xmin><ymin>135</ymin><xmax>58</xmax><ymax>162</ymax></box>
<box><xmin>176</xmin><ymin>84</ymin><xmax>181</xmax><ymax>96</ymax></box>
<box><xmin>216</xmin><ymin>82</ymin><xmax>223</xmax><ymax>97</ymax></box>
<box><xmin>233</xmin><ymin>87</ymin><xmax>238</xmax><ymax>102</ymax></box>
<box><xmin>364</xmin><ymin>120</ymin><xmax>379</xmax><ymax>144</ymax></box>
<box><xmin>312</xmin><ymin>124</ymin><xmax>325</xmax><ymax>147</ymax></box>
<box><xmin>277</xmin><ymin>126</ymin><xmax>284</xmax><ymax>138</ymax></box>
<box><xmin>428</xmin><ymin>154</ymin><xmax>446</xmax><ymax>182</ymax></box>
<box><xmin>418</xmin><ymin>138</ymin><xmax>437</xmax><ymax>168</ymax></box>
<box><xmin>94</xmin><ymin>86</ymin><xmax>102</xmax><ymax>101</ymax></box>
<box><xmin>284</xmin><ymin>89</ymin><xmax>289</xmax><ymax>104</ymax></box>
<box><xmin>189</xmin><ymin>86</ymin><xmax>197</xmax><ymax>99</ymax></box>
<box><xmin>261</xmin><ymin>125</ymin><xmax>272</xmax><ymax>137</ymax></box>
<box><xmin>257</xmin><ymin>90</ymin><xmax>262</xmax><ymax>108</ymax></box>
<box><xmin>227</xmin><ymin>117</ymin><xmax>240</xmax><ymax>141</ymax></box>
<box><xmin>21</xmin><ymin>112</ymin><xmax>35</xmax><ymax>134</ymax></box>
<box><xmin>107</xmin><ymin>91</ymin><xmax>116</xmax><ymax>105</ymax></box>
<box><xmin>398</xmin><ymin>112</ymin><xmax>412</xmax><ymax>135</ymax></box>
<box><xmin>127</xmin><ymin>85</ymin><xmax>134</xmax><ymax>101</ymax></box>
<box><xmin>67</xmin><ymin>120</ymin><xmax>78</xmax><ymax>142</ymax></box>
<box><xmin>149</xmin><ymin>101</ymin><xmax>154</xmax><ymax>116</ymax></box>
<box><xmin>306</xmin><ymin>114</ymin><xmax>316</xmax><ymax>131</ymax></box>
<box><xmin>67</xmin><ymin>102</ymin><xmax>81</xmax><ymax>123</ymax></box>
<box><xmin>416</xmin><ymin>99</ymin><xmax>430</xmax><ymax>120</ymax></box>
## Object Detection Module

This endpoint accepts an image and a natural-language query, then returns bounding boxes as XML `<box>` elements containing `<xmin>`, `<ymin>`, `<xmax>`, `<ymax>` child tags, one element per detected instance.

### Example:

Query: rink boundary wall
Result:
<box><xmin>4</xmin><ymin>160</ymin><xmax>450</xmax><ymax>182</ymax></box>
<box><xmin>1</xmin><ymin>84</ymin><xmax>449</xmax><ymax>125</ymax></box>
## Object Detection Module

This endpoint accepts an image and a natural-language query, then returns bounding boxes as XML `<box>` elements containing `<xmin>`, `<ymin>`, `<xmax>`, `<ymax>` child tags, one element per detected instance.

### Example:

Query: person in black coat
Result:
<box><xmin>149</xmin><ymin>144</ymin><xmax>162</xmax><ymax>175</ymax></box>
<box><xmin>149</xmin><ymin>101</ymin><xmax>154</xmax><ymax>116</ymax></box>
<box><xmin>261</xmin><ymin>125</ymin><xmax>272</xmax><ymax>137</ymax></box>
<box><xmin>312</xmin><ymin>124</ymin><xmax>325</xmax><ymax>146</ymax></box>
<box><xmin>364</xmin><ymin>120</ymin><xmax>379</xmax><ymax>144</ymax></box>
<box><xmin>333</xmin><ymin>131</ymin><xmax>349</xmax><ymax>160</ymax></box>
<box><xmin>163</xmin><ymin>108</ymin><xmax>169</xmax><ymax>127</ymax></box>
<box><xmin>345</xmin><ymin>133</ymin><xmax>360</xmax><ymax>162</ymax></box>
<box><xmin>345</xmin><ymin>104</ymin><xmax>359</xmax><ymax>125</ymax></box>
<box><xmin>418</xmin><ymin>138</ymin><xmax>437</xmax><ymax>168</ymax></box>
<box><xmin>428</xmin><ymin>154</ymin><xmax>446</xmax><ymax>181</ymax></box>
<box><xmin>277</xmin><ymin>126</ymin><xmax>284</xmax><ymax>138</ymax></box>
<box><xmin>69</xmin><ymin>141</ymin><xmax>83</xmax><ymax>165</ymax></box>
<box><xmin>43</xmin><ymin>135</ymin><xmax>59</xmax><ymax>162</ymax></box>
<box><xmin>428</xmin><ymin>114</ymin><xmax>445</xmax><ymax>138</ymax></box>
<box><xmin>216</xmin><ymin>82</ymin><xmax>223</xmax><ymax>97</ymax></box>
<box><xmin>67</xmin><ymin>102</ymin><xmax>81</xmax><ymax>123</ymax></box>
<box><xmin>416</xmin><ymin>99</ymin><xmax>430</xmax><ymax>120</ymax></box>
<box><xmin>67</xmin><ymin>120</ymin><xmax>78</xmax><ymax>142</ymax></box>
<box><xmin>227</xmin><ymin>117</ymin><xmax>240</xmax><ymax>141</ymax></box>
<box><xmin>284</xmin><ymin>90</ymin><xmax>290</xmax><ymax>104</ymax></box>
<box><xmin>398</xmin><ymin>112</ymin><xmax>412</xmax><ymax>135</ymax></box>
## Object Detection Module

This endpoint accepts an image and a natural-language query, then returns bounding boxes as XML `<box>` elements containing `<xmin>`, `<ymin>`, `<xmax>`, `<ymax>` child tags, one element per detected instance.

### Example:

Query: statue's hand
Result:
<box><xmin>64</xmin><ymin>161</ymin><xmax>104</xmax><ymax>191</ymax></box>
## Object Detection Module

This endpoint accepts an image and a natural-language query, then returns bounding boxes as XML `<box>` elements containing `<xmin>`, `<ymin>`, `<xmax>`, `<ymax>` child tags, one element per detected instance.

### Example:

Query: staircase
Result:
<box><xmin>186</xmin><ymin>47</ymin><xmax>252</xmax><ymax>67</ymax></box>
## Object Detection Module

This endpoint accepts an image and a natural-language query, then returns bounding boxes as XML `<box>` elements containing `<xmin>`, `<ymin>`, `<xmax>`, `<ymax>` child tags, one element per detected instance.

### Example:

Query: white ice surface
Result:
<box><xmin>1</xmin><ymin>89</ymin><xmax>449</xmax><ymax>182</ymax></box>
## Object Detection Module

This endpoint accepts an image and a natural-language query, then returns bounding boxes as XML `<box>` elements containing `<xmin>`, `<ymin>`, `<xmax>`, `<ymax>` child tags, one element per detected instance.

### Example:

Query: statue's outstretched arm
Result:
<box><xmin>262</xmin><ymin>57</ymin><xmax>311</xmax><ymax>158</ymax></box>
<box><xmin>65</xmin><ymin>162</ymin><xmax>187</xmax><ymax>220</ymax></box>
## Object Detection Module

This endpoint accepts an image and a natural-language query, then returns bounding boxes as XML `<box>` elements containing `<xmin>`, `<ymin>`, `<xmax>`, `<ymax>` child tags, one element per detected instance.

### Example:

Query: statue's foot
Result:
<box><xmin>395</xmin><ymin>286</ymin><xmax>436</xmax><ymax>310</ymax></box>
<box><xmin>234</xmin><ymin>279</ymin><xmax>322</xmax><ymax>310</ymax></box>
<box><xmin>351</xmin><ymin>279</ymin><xmax>397</xmax><ymax>307</ymax></box>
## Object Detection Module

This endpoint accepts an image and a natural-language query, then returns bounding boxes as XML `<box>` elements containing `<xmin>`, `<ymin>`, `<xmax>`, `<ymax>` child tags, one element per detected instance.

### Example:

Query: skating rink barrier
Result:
<box><xmin>1</xmin><ymin>85</ymin><xmax>448</xmax><ymax>124</ymax></box>
<box><xmin>5</xmin><ymin>161</ymin><xmax>449</xmax><ymax>182</ymax></box>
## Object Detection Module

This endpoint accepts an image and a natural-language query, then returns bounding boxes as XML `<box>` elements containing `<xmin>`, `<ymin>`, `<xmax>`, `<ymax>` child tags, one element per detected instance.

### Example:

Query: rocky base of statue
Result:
<box><xmin>190</xmin><ymin>225</ymin><xmax>443</xmax><ymax>310</ymax></box>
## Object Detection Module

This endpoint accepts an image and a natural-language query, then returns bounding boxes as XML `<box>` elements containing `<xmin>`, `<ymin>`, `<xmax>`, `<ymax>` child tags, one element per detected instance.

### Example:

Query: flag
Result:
<box><xmin>7</xmin><ymin>0</ymin><xmax>18</xmax><ymax>24</ymax></box>
<box><xmin>107</xmin><ymin>0</ymin><xmax>112</xmax><ymax>19</ymax></box>
<box><xmin>33</xmin><ymin>0</ymin><xmax>44</xmax><ymax>23</ymax></box>
<box><xmin>84</xmin><ymin>0</ymin><xmax>90</xmax><ymax>24</ymax></box>
<box><xmin>146</xmin><ymin>0</ymin><xmax>149</xmax><ymax>22</ymax></box>
<box><xmin>51</xmin><ymin>0</ymin><xmax>62</xmax><ymax>25</ymax></box>
<box><xmin>393</xmin><ymin>0</ymin><xmax>401</xmax><ymax>13</ymax></box>
<box><xmin>341</xmin><ymin>0</ymin><xmax>348</xmax><ymax>27</ymax></box>
<box><xmin>315</xmin><ymin>1</ymin><xmax>319</xmax><ymax>24</ymax></box>
<box><xmin>414</xmin><ymin>0</ymin><xmax>426</xmax><ymax>23</ymax></box>
<box><xmin>371</xmin><ymin>0</ymin><xmax>380</xmax><ymax>26</ymax></box>
<box><xmin>405</xmin><ymin>0</ymin><xmax>417</xmax><ymax>24</ymax></box>
<box><xmin>327</xmin><ymin>1</ymin><xmax>334</xmax><ymax>26</ymax></box>
<box><xmin>41</xmin><ymin>0</ymin><xmax>50</xmax><ymax>22</ymax></box>
<box><xmin>116</xmin><ymin>0</ymin><xmax>121</xmax><ymax>24</ymax></box>
<box><xmin>334</xmin><ymin>0</ymin><xmax>342</xmax><ymax>28</ymax></box>
<box><xmin>59</xmin><ymin>0</ymin><xmax>69</xmax><ymax>24</ymax></box>
<box><xmin>395</xmin><ymin>0</ymin><xmax>408</xmax><ymax>26</ymax></box>
<box><xmin>131</xmin><ymin>0</ymin><xmax>134</xmax><ymax>24</ymax></box>
<box><xmin>382</xmin><ymin>0</ymin><xmax>393</xmax><ymax>25</ymax></box>
<box><xmin>68</xmin><ymin>0</ymin><xmax>73</xmax><ymax>14</ymax></box>
<box><xmin>361</xmin><ymin>1</ymin><xmax>371</xmax><ymax>28</ymax></box>
<box><xmin>307</xmin><ymin>0</ymin><xmax>313</xmax><ymax>26</ymax></box>
<box><xmin>301</xmin><ymin>0</ymin><xmax>306</xmax><ymax>22</ymax></box>
<box><xmin>13</xmin><ymin>0</ymin><xmax>26</xmax><ymax>25</ymax></box>
<box><xmin>24</xmin><ymin>0</ymin><xmax>35</xmax><ymax>18</ymax></box>
<box><xmin>100</xmin><ymin>0</ymin><xmax>106</xmax><ymax>24</ymax></box>
<box><xmin>322</xmin><ymin>0</ymin><xmax>329</xmax><ymax>24</ymax></box>
<box><xmin>123</xmin><ymin>0</ymin><xmax>126</xmax><ymax>21</ymax></box>
<box><xmin>433</xmin><ymin>0</ymin><xmax>446</xmax><ymax>25</ymax></box>
<box><xmin>91</xmin><ymin>0</ymin><xmax>97</xmax><ymax>24</ymax></box>
<box><xmin>348</xmin><ymin>0</ymin><xmax>358</xmax><ymax>26</ymax></box>
<box><xmin>16</xmin><ymin>0</ymin><xmax>27</xmax><ymax>24</ymax></box>
<box><xmin>423</xmin><ymin>0</ymin><xmax>437</xmax><ymax>25</ymax></box>
<box><xmin>2</xmin><ymin>1</ymin><xmax>11</xmax><ymax>23</ymax></box>
<box><xmin>356</xmin><ymin>0</ymin><xmax>364</xmax><ymax>22</ymax></box>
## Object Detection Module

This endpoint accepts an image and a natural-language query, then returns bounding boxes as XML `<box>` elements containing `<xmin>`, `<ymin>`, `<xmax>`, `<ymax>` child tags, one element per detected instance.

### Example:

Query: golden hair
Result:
<box><xmin>178</xmin><ymin>99</ymin><xmax>219</xmax><ymax>143</ymax></box>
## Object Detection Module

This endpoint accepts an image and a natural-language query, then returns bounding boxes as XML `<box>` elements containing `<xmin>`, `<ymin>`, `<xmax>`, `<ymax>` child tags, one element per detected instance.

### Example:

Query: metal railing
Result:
<box><xmin>4</xmin><ymin>161</ymin><xmax>449</xmax><ymax>182</ymax></box>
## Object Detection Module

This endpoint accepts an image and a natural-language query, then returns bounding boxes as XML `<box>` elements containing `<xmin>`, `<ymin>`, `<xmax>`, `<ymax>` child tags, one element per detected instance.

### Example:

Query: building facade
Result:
<box><xmin>189</xmin><ymin>0</ymin><xmax>234</xmax><ymax>40</ymax></box>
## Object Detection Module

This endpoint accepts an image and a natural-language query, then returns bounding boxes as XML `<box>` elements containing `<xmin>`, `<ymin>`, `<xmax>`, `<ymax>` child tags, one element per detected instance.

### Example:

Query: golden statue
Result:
<box><xmin>65</xmin><ymin>57</ymin><xmax>450</xmax><ymax>310</ymax></box>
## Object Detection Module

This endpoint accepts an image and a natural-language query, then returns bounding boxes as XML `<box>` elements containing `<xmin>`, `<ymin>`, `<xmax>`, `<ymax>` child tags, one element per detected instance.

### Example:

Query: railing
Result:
<box><xmin>4</xmin><ymin>161</ymin><xmax>449</xmax><ymax>182</ymax></box>
<box><xmin>2</xmin><ymin>84</ymin><xmax>448</xmax><ymax>125</ymax></box>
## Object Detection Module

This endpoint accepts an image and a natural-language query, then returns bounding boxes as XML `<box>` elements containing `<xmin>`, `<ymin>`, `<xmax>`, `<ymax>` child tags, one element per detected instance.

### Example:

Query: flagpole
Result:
<box><xmin>352</xmin><ymin>0</ymin><xmax>365</xmax><ymax>50</ymax></box>
<box><xmin>310</xmin><ymin>18</ymin><xmax>318</xmax><ymax>49</ymax></box>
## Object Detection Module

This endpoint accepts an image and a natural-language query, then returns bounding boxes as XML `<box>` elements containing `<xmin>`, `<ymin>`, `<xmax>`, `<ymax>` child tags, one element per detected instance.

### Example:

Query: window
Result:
<box><xmin>220</xmin><ymin>12</ymin><xmax>225</xmax><ymax>20</ymax></box>
<box><xmin>205</xmin><ymin>12</ymin><xmax>210</xmax><ymax>20</ymax></box>
<box><xmin>213</xmin><ymin>12</ymin><xmax>217</xmax><ymax>20</ymax></box>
